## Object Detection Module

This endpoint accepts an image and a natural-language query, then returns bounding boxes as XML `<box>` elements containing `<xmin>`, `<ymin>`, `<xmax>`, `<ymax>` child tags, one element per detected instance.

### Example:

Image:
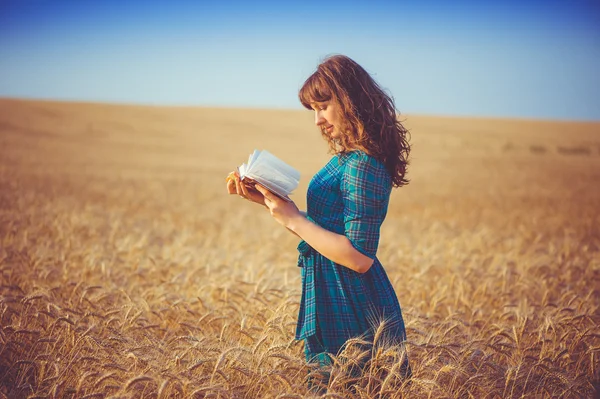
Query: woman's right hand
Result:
<box><xmin>226</xmin><ymin>171</ymin><xmax>267</xmax><ymax>207</ymax></box>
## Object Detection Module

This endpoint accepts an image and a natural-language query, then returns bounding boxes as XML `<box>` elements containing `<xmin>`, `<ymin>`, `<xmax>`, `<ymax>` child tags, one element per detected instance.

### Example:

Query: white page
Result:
<box><xmin>252</xmin><ymin>176</ymin><xmax>290</xmax><ymax>200</ymax></box>
<box><xmin>246</xmin><ymin>152</ymin><xmax>299</xmax><ymax>194</ymax></box>
<box><xmin>248</xmin><ymin>164</ymin><xmax>294</xmax><ymax>193</ymax></box>
<box><xmin>255</xmin><ymin>150</ymin><xmax>300</xmax><ymax>181</ymax></box>
<box><xmin>248</xmin><ymin>149</ymin><xmax>260</xmax><ymax>167</ymax></box>
<box><xmin>238</xmin><ymin>149</ymin><xmax>299</xmax><ymax>198</ymax></box>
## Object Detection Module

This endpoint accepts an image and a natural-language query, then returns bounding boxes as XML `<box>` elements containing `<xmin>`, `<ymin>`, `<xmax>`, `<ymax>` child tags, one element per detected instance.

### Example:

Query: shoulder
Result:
<box><xmin>341</xmin><ymin>150</ymin><xmax>387</xmax><ymax>175</ymax></box>
<box><xmin>340</xmin><ymin>150</ymin><xmax>392</xmax><ymax>189</ymax></box>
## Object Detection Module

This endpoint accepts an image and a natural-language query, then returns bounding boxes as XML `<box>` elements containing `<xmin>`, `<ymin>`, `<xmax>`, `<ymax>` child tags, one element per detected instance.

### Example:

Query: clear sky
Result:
<box><xmin>1</xmin><ymin>0</ymin><xmax>599</xmax><ymax>121</ymax></box>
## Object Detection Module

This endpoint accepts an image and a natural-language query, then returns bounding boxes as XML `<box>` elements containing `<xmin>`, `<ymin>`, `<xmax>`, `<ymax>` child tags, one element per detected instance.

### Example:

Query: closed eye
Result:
<box><xmin>311</xmin><ymin>102</ymin><xmax>328</xmax><ymax>111</ymax></box>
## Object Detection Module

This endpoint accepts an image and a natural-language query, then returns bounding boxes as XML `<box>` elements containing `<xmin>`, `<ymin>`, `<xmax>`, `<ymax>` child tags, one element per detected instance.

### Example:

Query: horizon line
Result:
<box><xmin>2</xmin><ymin>96</ymin><xmax>600</xmax><ymax>125</ymax></box>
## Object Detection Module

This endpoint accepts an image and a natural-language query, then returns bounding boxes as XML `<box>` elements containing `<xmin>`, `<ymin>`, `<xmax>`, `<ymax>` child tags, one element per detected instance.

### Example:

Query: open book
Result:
<box><xmin>234</xmin><ymin>150</ymin><xmax>300</xmax><ymax>202</ymax></box>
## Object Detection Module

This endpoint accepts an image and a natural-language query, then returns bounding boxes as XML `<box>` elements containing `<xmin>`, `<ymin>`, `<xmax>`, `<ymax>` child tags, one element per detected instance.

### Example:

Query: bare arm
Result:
<box><xmin>254</xmin><ymin>185</ymin><xmax>373</xmax><ymax>274</ymax></box>
<box><xmin>287</xmin><ymin>214</ymin><xmax>374</xmax><ymax>274</ymax></box>
<box><xmin>286</xmin><ymin>211</ymin><xmax>306</xmax><ymax>238</ymax></box>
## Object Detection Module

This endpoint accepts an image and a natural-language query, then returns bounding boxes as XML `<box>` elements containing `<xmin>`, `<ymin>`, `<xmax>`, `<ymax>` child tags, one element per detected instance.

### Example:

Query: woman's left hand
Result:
<box><xmin>254</xmin><ymin>185</ymin><xmax>302</xmax><ymax>228</ymax></box>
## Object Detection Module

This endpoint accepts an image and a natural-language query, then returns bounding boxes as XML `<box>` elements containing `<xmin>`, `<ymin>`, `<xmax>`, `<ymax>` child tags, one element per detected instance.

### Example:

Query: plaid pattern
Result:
<box><xmin>296</xmin><ymin>150</ymin><xmax>408</xmax><ymax>354</ymax></box>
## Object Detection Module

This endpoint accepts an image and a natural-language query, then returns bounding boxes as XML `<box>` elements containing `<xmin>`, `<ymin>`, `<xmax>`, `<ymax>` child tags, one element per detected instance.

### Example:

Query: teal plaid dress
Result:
<box><xmin>296</xmin><ymin>150</ymin><xmax>409</xmax><ymax>361</ymax></box>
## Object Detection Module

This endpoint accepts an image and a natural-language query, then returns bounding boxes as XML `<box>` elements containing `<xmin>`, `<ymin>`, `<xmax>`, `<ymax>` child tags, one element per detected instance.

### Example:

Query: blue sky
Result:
<box><xmin>1</xmin><ymin>0</ymin><xmax>599</xmax><ymax>121</ymax></box>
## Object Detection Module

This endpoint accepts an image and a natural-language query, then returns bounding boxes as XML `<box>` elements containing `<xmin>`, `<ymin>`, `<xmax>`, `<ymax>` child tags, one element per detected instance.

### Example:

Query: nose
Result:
<box><xmin>314</xmin><ymin>111</ymin><xmax>325</xmax><ymax>126</ymax></box>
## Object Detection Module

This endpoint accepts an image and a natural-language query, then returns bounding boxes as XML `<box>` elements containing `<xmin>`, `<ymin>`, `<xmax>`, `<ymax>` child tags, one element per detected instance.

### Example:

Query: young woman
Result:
<box><xmin>227</xmin><ymin>54</ymin><xmax>411</xmax><ymax>387</ymax></box>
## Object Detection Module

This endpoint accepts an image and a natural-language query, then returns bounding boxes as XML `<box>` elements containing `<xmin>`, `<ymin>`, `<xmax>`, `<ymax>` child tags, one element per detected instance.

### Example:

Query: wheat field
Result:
<box><xmin>0</xmin><ymin>98</ymin><xmax>598</xmax><ymax>398</ymax></box>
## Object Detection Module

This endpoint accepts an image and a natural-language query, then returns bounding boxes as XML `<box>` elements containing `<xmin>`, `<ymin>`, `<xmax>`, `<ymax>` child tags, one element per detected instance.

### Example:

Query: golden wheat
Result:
<box><xmin>0</xmin><ymin>99</ymin><xmax>598</xmax><ymax>398</ymax></box>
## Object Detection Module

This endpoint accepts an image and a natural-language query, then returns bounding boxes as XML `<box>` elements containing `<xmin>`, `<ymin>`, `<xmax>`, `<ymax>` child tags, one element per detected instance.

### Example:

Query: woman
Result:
<box><xmin>227</xmin><ymin>54</ymin><xmax>411</xmax><ymax>388</ymax></box>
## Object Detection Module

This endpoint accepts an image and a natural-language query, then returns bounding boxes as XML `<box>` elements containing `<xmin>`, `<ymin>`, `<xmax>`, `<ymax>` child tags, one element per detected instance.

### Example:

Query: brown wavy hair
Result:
<box><xmin>299</xmin><ymin>54</ymin><xmax>410</xmax><ymax>187</ymax></box>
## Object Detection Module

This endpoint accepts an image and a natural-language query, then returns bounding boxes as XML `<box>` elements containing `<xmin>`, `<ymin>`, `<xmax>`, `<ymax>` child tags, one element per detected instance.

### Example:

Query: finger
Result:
<box><xmin>234</xmin><ymin>176</ymin><xmax>243</xmax><ymax>196</ymax></box>
<box><xmin>256</xmin><ymin>184</ymin><xmax>279</xmax><ymax>202</ymax></box>
<box><xmin>240</xmin><ymin>181</ymin><xmax>251</xmax><ymax>199</ymax></box>
<box><xmin>254</xmin><ymin>185</ymin><xmax>272</xmax><ymax>206</ymax></box>
<box><xmin>226</xmin><ymin>179</ymin><xmax>236</xmax><ymax>194</ymax></box>
<box><xmin>254</xmin><ymin>184</ymin><xmax>268</xmax><ymax>196</ymax></box>
<box><xmin>254</xmin><ymin>184</ymin><xmax>268</xmax><ymax>200</ymax></box>
<box><xmin>247</xmin><ymin>186</ymin><xmax>266</xmax><ymax>205</ymax></box>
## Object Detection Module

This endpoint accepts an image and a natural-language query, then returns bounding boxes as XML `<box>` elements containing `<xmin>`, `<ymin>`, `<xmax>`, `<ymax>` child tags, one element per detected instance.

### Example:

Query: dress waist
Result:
<box><xmin>297</xmin><ymin>240</ymin><xmax>315</xmax><ymax>267</ymax></box>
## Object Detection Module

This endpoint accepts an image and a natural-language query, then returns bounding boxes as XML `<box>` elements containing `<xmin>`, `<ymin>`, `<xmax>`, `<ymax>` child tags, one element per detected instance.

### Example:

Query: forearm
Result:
<box><xmin>287</xmin><ymin>215</ymin><xmax>374</xmax><ymax>273</ymax></box>
<box><xmin>285</xmin><ymin>211</ymin><xmax>306</xmax><ymax>238</ymax></box>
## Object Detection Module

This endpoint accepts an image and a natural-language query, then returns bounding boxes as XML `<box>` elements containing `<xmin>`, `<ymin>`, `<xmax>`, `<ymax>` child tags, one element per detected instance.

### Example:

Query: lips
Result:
<box><xmin>325</xmin><ymin>125</ymin><xmax>334</xmax><ymax>133</ymax></box>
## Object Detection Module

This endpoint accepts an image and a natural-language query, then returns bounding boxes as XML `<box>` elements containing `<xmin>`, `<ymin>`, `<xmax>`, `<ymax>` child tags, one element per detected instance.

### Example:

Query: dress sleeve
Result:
<box><xmin>340</xmin><ymin>153</ymin><xmax>392</xmax><ymax>259</ymax></box>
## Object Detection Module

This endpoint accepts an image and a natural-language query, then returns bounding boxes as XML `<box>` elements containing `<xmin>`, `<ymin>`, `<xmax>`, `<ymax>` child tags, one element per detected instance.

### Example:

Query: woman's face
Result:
<box><xmin>311</xmin><ymin>100</ymin><xmax>343</xmax><ymax>140</ymax></box>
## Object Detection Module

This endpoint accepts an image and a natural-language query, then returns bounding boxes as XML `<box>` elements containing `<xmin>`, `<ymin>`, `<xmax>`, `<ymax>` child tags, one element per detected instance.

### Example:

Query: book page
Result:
<box><xmin>245</xmin><ymin>150</ymin><xmax>299</xmax><ymax>195</ymax></box>
<box><xmin>247</xmin><ymin>150</ymin><xmax>260</xmax><ymax>167</ymax></box>
<box><xmin>255</xmin><ymin>150</ymin><xmax>300</xmax><ymax>181</ymax></box>
<box><xmin>239</xmin><ymin>161</ymin><xmax>250</xmax><ymax>176</ymax></box>
<box><xmin>250</xmin><ymin>176</ymin><xmax>293</xmax><ymax>202</ymax></box>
